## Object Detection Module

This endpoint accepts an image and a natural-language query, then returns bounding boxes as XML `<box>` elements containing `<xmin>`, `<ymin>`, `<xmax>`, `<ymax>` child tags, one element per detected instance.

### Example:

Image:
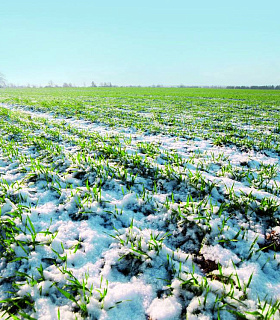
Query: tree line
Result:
<box><xmin>226</xmin><ymin>85</ymin><xmax>280</xmax><ymax>90</ymax></box>
<box><xmin>0</xmin><ymin>73</ymin><xmax>279</xmax><ymax>90</ymax></box>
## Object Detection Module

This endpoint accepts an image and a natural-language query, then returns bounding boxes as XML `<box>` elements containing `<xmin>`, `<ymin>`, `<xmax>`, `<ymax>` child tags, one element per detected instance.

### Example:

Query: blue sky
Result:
<box><xmin>0</xmin><ymin>0</ymin><xmax>279</xmax><ymax>86</ymax></box>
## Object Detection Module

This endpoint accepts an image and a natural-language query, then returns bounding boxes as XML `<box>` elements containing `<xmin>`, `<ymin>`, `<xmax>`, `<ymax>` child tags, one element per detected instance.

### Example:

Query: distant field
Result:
<box><xmin>0</xmin><ymin>87</ymin><xmax>280</xmax><ymax>319</ymax></box>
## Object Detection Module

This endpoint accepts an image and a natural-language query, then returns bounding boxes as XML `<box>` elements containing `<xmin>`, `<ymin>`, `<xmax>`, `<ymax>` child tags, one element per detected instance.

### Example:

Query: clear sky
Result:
<box><xmin>0</xmin><ymin>0</ymin><xmax>279</xmax><ymax>86</ymax></box>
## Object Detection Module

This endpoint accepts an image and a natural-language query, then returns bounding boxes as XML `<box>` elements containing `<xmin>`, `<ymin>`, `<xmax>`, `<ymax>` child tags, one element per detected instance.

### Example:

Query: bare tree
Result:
<box><xmin>0</xmin><ymin>72</ymin><xmax>6</xmax><ymax>87</ymax></box>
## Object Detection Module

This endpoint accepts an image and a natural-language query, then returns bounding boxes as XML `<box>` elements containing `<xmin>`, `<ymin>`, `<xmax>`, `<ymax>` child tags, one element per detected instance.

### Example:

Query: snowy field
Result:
<box><xmin>0</xmin><ymin>88</ymin><xmax>280</xmax><ymax>319</ymax></box>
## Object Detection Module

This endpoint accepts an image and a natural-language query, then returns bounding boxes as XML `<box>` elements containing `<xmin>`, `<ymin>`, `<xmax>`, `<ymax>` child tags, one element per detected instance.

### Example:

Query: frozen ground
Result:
<box><xmin>0</xmin><ymin>102</ymin><xmax>280</xmax><ymax>319</ymax></box>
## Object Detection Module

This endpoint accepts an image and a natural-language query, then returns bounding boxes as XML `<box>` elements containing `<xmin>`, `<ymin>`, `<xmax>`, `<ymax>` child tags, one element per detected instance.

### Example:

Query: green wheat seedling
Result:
<box><xmin>0</xmin><ymin>294</ymin><xmax>36</xmax><ymax>320</ymax></box>
<box><xmin>148</xmin><ymin>231</ymin><xmax>171</xmax><ymax>255</ymax></box>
